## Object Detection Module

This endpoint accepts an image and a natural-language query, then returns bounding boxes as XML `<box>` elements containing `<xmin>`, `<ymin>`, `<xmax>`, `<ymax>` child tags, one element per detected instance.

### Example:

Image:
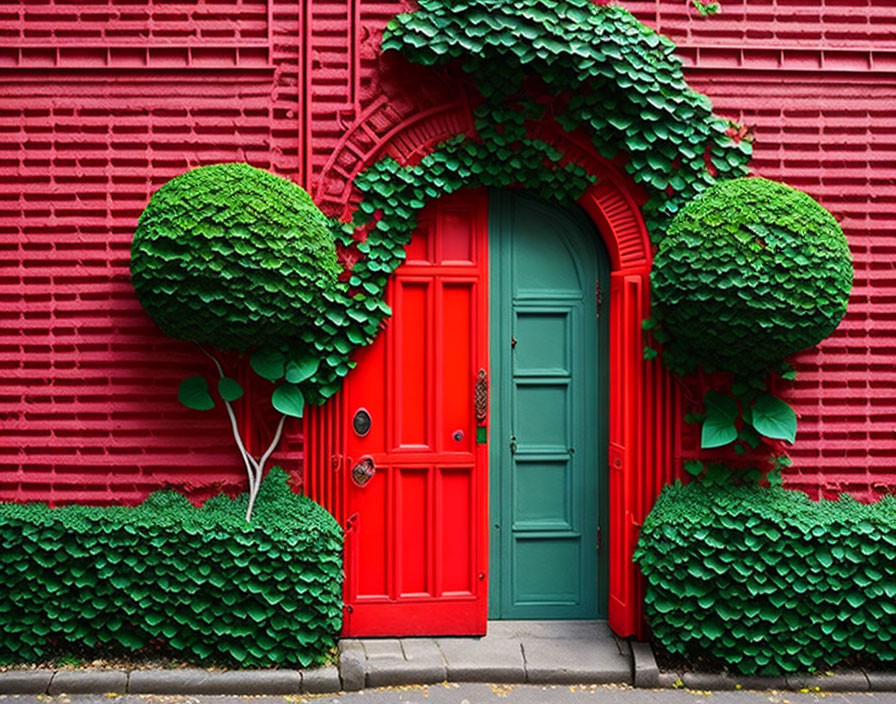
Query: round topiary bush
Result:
<box><xmin>651</xmin><ymin>177</ymin><xmax>853</xmax><ymax>376</ymax></box>
<box><xmin>130</xmin><ymin>162</ymin><xmax>340</xmax><ymax>350</ymax></box>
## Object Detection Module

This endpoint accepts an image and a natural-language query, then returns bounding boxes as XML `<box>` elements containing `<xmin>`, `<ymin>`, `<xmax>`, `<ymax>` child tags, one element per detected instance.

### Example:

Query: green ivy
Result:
<box><xmin>651</xmin><ymin>177</ymin><xmax>853</xmax><ymax>377</ymax></box>
<box><xmin>315</xmin><ymin>0</ymin><xmax>751</xmax><ymax>359</ymax></box>
<box><xmin>380</xmin><ymin>0</ymin><xmax>751</xmax><ymax>240</ymax></box>
<box><xmin>635</xmin><ymin>482</ymin><xmax>896</xmax><ymax>675</ymax></box>
<box><xmin>700</xmin><ymin>385</ymin><xmax>796</xmax><ymax>451</ymax></box>
<box><xmin>683</xmin><ymin>455</ymin><xmax>789</xmax><ymax>488</ymax></box>
<box><xmin>691</xmin><ymin>0</ymin><xmax>721</xmax><ymax>17</ymax></box>
<box><xmin>0</xmin><ymin>468</ymin><xmax>342</xmax><ymax>668</ymax></box>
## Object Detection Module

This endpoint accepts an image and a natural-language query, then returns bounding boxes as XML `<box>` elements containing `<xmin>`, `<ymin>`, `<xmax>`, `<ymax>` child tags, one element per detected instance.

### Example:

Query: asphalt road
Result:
<box><xmin>2</xmin><ymin>685</ymin><xmax>896</xmax><ymax>704</ymax></box>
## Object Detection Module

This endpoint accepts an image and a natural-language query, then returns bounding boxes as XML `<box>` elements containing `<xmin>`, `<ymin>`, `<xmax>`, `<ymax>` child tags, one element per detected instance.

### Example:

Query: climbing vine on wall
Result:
<box><xmin>380</xmin><ymin>0</ymin><xmax>751</xmax><ymax>239</ymax></box>
<box><xmin>346</xmin><ymin>0</ymin><xmax>852</xmax><ymax>475</ymax></box>
<box><xmin>325</xmin><ymin>0</ymin><xmax>754</xmax><ymax>372</ymax></box>
<box><xmin>131</xmin><ymin>0</ymin><xmax>771</xmax><ymax>510</ymax></box>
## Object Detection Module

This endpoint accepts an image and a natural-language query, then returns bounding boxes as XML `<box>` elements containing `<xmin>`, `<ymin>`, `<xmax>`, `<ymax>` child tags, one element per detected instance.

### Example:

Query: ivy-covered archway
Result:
<box><xmin>308</xmin><ymin>0</ymin><xmax>751</xmax><ymax>637</ymax></box>
<box><xmin>311</xmin><ymin>112</ymin><xmax>687</xmax><ymax>639</ymax></box>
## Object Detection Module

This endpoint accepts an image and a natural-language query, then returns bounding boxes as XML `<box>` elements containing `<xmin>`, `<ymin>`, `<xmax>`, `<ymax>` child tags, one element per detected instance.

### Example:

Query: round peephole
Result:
<box><xmin>353</xmin><ymin>408</ymin><xmax>372</xmax><ymax>437</ymax></box>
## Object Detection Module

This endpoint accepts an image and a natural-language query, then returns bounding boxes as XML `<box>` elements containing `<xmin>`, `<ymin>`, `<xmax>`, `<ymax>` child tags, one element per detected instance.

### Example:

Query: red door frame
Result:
<box><xmin>306</xmin><ymin>112</ymin><xmax>682</xmax><ymax>640</ymax></box>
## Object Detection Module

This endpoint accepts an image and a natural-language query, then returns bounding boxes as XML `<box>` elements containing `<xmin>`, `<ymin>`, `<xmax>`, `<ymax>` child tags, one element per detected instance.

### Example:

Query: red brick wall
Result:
<box><xmin>0</xmin><ymin>0</ymin><xmax>306</xmax><ymax>504</ymax></box>
<box><xmin>2</xmin><ymin>0</ymin><xmax>894</xmax><ymax>503</ymax></box>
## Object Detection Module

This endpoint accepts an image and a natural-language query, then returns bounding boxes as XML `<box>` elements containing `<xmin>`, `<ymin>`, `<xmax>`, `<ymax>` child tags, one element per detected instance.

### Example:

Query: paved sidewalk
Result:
<box><xmin>339</xmin><ymin>620</ymin><xmax>632</xmax><ymax>690</ymax></box>
<box><xmin>5</xmin><ymin>689</ymin><xmax>896</xmax><ymax>704</ymax></box>
<box><xmin>4</xmin><ymin>621</ymin><xmax>894</xmax><ymax>695</ymax></box>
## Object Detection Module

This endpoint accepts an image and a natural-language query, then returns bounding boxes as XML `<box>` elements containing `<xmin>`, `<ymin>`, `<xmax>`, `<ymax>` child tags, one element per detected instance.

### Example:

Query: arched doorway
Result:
<box><xmin>305</xmin><ymin>110</ymin><xmax>682</xmax><ymax>639</ymax></box>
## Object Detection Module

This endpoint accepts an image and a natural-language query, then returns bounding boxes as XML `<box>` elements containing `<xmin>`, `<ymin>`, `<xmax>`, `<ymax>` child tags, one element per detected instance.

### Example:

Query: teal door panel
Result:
<box><xmin>489</xmin><ymin>190</ymin><xmax>609</xmax><ymax>620</ymax></box>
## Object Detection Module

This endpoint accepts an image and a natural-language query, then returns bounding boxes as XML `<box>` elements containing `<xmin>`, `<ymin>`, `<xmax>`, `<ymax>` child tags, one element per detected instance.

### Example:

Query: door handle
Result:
<box><xmin>351</xmin><ymin>456</ymin><xmax>375</xmax><ymax>488</ymax></box>
<box><xmin>475</xmin><ymin>368</ymin><xmax>488</xmax><ymax>425</ymax></box>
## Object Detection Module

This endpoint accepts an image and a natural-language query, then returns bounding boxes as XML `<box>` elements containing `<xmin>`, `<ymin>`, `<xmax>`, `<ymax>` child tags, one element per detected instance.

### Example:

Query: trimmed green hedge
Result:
<box><xmin>635</xmin><ymin>482</ymin><xmax>896</xmax><ymax>675</ymax></box>
<box><xmin>131</xmin><ymin>162</ymin><xmax>341</xmax><ymax>353</ymax></box>
<box><xmin>651</xmin><ymin>177</ymin><xmax>852</xmax><ymax>376</ymax></box>
<box><xmin>0</xmin><ymin>468</ymin><xmax>342</xmax><ymax>668</ymax></box>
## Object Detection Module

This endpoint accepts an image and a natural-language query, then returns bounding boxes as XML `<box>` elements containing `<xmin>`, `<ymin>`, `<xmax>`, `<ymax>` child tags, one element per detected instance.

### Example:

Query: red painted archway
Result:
<box><xmin>305</xmin><ymin>99</ymin><xmax>683</xmax><ymax>639</ymax></box>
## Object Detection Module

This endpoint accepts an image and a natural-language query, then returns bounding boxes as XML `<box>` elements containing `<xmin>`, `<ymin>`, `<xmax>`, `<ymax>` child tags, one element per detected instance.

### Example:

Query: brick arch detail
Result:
<box><xmin>307</xmin><ymin>104</ymin><xmax>681</xmax><ymax>639</ymax></box>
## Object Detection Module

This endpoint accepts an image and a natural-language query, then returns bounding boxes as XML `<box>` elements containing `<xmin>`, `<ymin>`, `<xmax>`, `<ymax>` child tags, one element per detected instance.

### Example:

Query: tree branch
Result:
<box><xmin>196</xmin><ymin>344</ymin><xmax>261</xmax><ymax>520</ymax></box>
<box><xmin>244</xmin><ymin>413</ymin><xmax>287</xmax><ymax>521</ymax></box>
<box><xmin>195</xmin><ymin>344</ymin><xmax>289</xmax><ymax>522</ymax></box>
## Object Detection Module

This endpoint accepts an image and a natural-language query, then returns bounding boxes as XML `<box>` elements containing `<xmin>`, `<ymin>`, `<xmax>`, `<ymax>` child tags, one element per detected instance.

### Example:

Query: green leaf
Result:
<box><xmin>700</xmin><ymin>390</ymin><xmax>739</xmax><ymax>448</ymax></box>
<box><xmin>218</xmin><ymin>377</ymin><xmax>244</xmax><ymax>402</ymax></box>
<box><xmin>704</xmin><ymin>463</ymin><xmax>732</xmax><ymax>485</ymax></box>
<box><xmin>272</xmin><ymin>383</ymin><xmax>305</xmax><ymax>418</ymax></box>
<box><xmin>250</xmin><ymin>348</ymin><xmax>286</xmax><ymax>382</ymax></box>
<box><xmin>178</xmin><ymin>376</ymin><xmax>214</xmax><ymax>411</ymax></box>
<box><xmin>751</xmin><ymin>394</ymin><xmax>797</xmax><ymax>443</ymax></box>
<box><xmin>286</xmin><ymin>357</ymin><xmax>320</xmax><ymax>384</ymax></box>
<box><xmin>702</xmin><ymin>620</ymin><xmax>724</xmax><ymax>639</ymax></box>
<box><xmin>701</xmin><ymin>416</ymin><xmax>738</xmax><ymax>449</ymax></box>
<box><xmin>684</xmin><ymin>460</ymin><xmax>704</xmax><ymax>477</ymax></box>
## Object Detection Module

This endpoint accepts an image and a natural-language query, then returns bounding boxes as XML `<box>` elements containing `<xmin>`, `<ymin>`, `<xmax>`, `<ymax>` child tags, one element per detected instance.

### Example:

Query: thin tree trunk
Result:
<box><xmin>198</xmin><ymin>346</ymin><xmax>287</xmax><ymax>522</ymax></box>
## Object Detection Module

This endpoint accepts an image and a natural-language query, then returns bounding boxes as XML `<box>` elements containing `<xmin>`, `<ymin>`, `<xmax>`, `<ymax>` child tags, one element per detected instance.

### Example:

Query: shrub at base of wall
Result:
<box><xmin>635</xmin><ymin>482</ymin><xmax>896</xmax><ymax>675</ymax></box>
<box><xmin>0</xmin><ymin>468</ymin><xmax>343</xmax><ymax>668</ymax></box>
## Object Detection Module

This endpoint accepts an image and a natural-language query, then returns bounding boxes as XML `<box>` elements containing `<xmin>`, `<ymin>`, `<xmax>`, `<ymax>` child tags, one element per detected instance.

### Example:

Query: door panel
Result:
<box><xmin>342</xmin><ymin>189</ymin><xmax>489</xmax><ymax>636</ymax></box>
<box><xmin>489</xmin><ymin>190</ymin><xmax>608</xmax><ymax>620</ymax></box>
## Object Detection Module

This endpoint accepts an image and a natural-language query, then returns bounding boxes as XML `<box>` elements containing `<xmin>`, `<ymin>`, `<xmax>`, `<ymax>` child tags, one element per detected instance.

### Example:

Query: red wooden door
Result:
<box><xmin>341</xmin><ymin>190</ymin><xmax>489</xmax><ymax>636</ymax></box>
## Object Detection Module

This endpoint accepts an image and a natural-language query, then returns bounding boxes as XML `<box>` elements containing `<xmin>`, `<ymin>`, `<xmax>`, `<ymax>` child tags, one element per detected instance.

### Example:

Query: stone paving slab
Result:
<box><xmin>787</xmin><ymin>671</ymin><xmax>870</xmax><ymax>692</ymax></box>
<box><xmin>681</xmin><ymin>672</ymin><xmax>738</xmax><ymax>690</ymax></box>
<box><xmin>435</xmin><ymin>634</ymin><xmax>526</xmax><ymax>683</ymax></box>
<box><xmin>520</xmin><ymin>621</ymin><xmax>631</xmax><ymax>685</ymax></box>
<box><xmin>868</xmin><ymin>673</ymin><xmax>896</xmax><ymax>691</ymax></box>
<box><xmin>631</xmin><ymin>642</ymin><xmax>659</xmax><ymax>689</ymax></box>
<box><xmin>339</xmin><ymin>639</ymin><xmax>367</xmax><ymax>691</ymax></box>
<box><xmin>729</xmin><ymin>675</ymin><xmax>789</xmax><ymax>690</ymax></box>
<box><xmin>489</xmin><ymin>620</ymin><xmax>610</xmax><ymax>641</ymax></box>
<box><xmin>351</xmin><ymin>620</ymin><xmax>633</xmax><ymax>687</ymax></box>
<box><xmin>5</xmin><ymin>629</ymin><xmax>896</xmax><ymax>696</ymax></box>
<box><xmin>364</xmin><ymin>638</ymin><xmax>447</xmax><ymax>688</ymax></box>
<box><xmin>631</xmin><ymin>640</ymin><xmax>871</xmax><ymax>694</ymax></box>
<box><xmin>522</xmin><ymin>638</ymin><xmax>631</xmax><ymax>684</ymax></box>
<box><xmin>362</xmin><ymin>639</ymin><xmax>403</xmax><ymax>660</ymax></box>
<box><xmin>302</xmin><ymin>666</ymin><xmax>341</xmax><ymax>694</ymax></box>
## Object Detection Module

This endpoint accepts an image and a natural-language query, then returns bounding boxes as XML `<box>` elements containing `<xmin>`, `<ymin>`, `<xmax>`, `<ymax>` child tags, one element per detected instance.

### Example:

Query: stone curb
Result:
<box><xmin>49</xmin><ymin>671</ymin><xmax>128</xmax><ymax>695</ymax></box>
<box><xmin>4</xmin><ymin>646</ymin><xmax>896</xmax><ymax>694</ymax></box>
<box><xmin>128</xmin><ymin>669</ymin><xmax>303</xmax><ymax>695</ymax></box>
<box><xmin>0</xmin><ymin>671</ymin><xmax>54</xmax><ymax>695</ymax></box>
<box><xmin>631</xmin><ymin>642</ymin><xmax>659</xmax><ymax>689</ymax></box>
<box><xmin>632</xmin><ymin>641</ymin><xmax>886</xmax><ymax>692</ymax></box>
<box><xmin>0</xmin><ymin>667</ymin><xmax>339</xmax><ymax>695</ymax></box>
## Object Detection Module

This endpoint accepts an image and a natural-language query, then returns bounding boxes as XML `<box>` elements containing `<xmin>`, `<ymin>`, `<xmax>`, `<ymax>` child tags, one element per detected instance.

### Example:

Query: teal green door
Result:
<box><xmin>488</xmin><ymin>190</ymin><xmax>609</xmax><ymax>620</ymax></box>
